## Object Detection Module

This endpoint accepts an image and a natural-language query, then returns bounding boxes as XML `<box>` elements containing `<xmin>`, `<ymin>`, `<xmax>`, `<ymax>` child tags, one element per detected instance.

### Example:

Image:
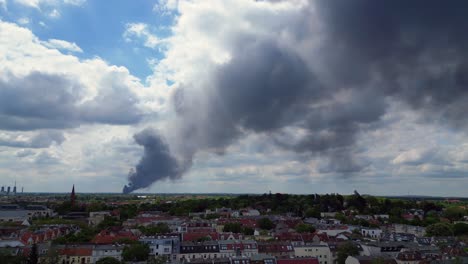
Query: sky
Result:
<box><xmin>0</xmin><ymin>0</ymin><xmax>467</xmax><ymax>196</ymax></box>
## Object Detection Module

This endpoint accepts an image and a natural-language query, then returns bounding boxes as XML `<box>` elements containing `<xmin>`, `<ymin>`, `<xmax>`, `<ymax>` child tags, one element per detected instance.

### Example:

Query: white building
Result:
<box><xmin>361</xmin><ymin>228</ymin><xmax>382</xmax><ymax>239</ymax></box>
<box><xmin>92</xmin><ymin>245</ymin><xmax>124</xmax><ymax>263</ymax></box>
<box><xmin>140</xmin><ymin>236</ymin><xmax>180</xmax><ymax>261</ymax></box>
<box><xmin>294</xmin><ymin>244</ymin><xmax>332</xmax><ymax>264</ymax></box>
<box><xmin>89</xmin><ymin>211</ymin><xmax>111</xmax><ymax>226</ymax></box>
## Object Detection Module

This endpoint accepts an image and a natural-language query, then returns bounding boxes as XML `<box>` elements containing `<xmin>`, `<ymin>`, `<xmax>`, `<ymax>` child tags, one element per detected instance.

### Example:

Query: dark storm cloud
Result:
<box><xmin>125</xmin><ymin>0</ymin><xmax>468</xmax><ymax>192</ymax></box>
<box><xmin>315</xmin><ymin>0</ymin><xmax>468</xmax><ymax>126</ymax></box>
<box><xmin>0</xmin><ymin>130</ymin><xmax>65</xmax><ymax>148</ymax></box>
<box><xmin>0</xmin><ymin>71</ymin><xmax>143</xmax><ymax>131</ymax></box>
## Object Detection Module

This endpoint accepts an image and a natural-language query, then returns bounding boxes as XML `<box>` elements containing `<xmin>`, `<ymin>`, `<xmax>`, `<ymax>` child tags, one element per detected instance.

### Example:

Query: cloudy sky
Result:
<box><xmin>1</xmin><ymin>0</ymin><xmax>467</xmax><ymax>196</ymax></box>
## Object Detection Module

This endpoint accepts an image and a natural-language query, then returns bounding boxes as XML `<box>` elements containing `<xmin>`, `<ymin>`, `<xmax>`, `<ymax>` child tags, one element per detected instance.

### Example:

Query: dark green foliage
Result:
<box><xmin>0</xmin><ymin>249</ymin><xmax>27</xmax><ymax>264</ymax></box>
<box><xmin>97</xmin><ymin>216</ymin><xmax>122</xmax><ymax>230</ymax></box>
<box><xmin>119</xmin><ymin>204</ymin><xmax>138</xmax><ymax>220</ymax></box>
<box><xmin>304</xmin><ymin>207</ymin><xmax>321</xmax><ymax>218</ymax></box>
<box><xmin>116</xmin><ymin>238</ymin><xmax>139</xmax><ymax>245</ymax></box>
<box><xmin>139</xmin><ymin>223</ymin><xmax>171</xmax><ymax>235</ymax></box>
<box><xmin>53</xmin><ymin>226</ymin><xmax>97</xmax><ymax>244</ymax></box>
<box><xmin>223</xmin><ymin>222</ymin><xmax>242</xmax><ymax>233</ymax></box>
<box><xmin>122</xmin><ymin>243</ymin><xmax>150</xmax><ymax>262</ymax></box>
<box><xmin>28</xmin><ymin>243</ymin><xmax>38</xmax><ymax>264</ymax></box>
<box><xmin>295</xmin><ymin>223</ymin><xmax>316</xmax><ymax>233</ymax></box>
<box><xmin>242</xmin><ymin>227</ymin><xmax>255</xmax><ymax>235</ymax></box>
<box><xmin>443</xmin><ymin>207</ymin><xmax>467</xmax><ymax>221</ymax></box>
<box><xmin>426</xmin><ymin>223</ymin><xmax>454</xmax><ymax>237</ymax></box>
<box><xmin>337</xmin><ymin>242</ymin><xmax>359</xmax><ymax>264</ymax></box>
<box><xmin>257</xmin><ymin>217</ymin><xmax>275</xmax><ymax>230</ymax></box>
<box><xmin>453</xmin><ymin>223</ymin><xmax>468</xmax><ymax>236</ymax></box>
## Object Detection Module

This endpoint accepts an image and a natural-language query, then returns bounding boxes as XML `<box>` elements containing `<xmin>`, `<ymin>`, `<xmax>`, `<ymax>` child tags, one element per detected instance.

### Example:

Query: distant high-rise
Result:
<box><xmin>7</xmin><ymin>186</ymin><xmax>10</xmax><ymax>194</ymax></box>
<box><xmin>71</xmin><ymin>185</ymin><xmax>76</xmax><ymax>207</ymax></box>
<box><xmin>13</xmin><ymin>181</ymin><xmax>16</xmax><ymax>194</ymax></box>
<box><xmin>1</xmin><ymin>186</ymin><xmax>4</xmax><ymax>193</ymax></box>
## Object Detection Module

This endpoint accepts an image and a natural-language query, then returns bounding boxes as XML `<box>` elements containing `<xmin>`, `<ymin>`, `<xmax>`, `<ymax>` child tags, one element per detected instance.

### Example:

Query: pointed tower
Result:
<box><xmin>70</xmin><ymin>185</ymin><xmax>76</xmax><ymax>207</ymax></box>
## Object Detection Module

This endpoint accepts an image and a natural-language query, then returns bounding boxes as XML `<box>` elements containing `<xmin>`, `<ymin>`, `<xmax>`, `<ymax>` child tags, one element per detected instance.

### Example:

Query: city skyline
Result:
<box><xmin>1</xmin><ymin>1</ymin><xmax>468</xmax><ymax>196</ymax></box>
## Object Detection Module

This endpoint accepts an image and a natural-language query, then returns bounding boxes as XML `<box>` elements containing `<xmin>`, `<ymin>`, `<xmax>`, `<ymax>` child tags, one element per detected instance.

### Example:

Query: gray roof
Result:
<box><xmin>0</xmin><ymin>210</ymin><xmax>29</xmax><ymax>218</ymax></box>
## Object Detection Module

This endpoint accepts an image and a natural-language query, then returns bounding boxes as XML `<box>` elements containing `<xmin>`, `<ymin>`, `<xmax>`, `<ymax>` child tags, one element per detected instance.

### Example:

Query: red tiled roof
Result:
<box><xmin>182</xmin><ymin>232</ymin><xmax>219</xmax><ymax>241</ymax></box>
<box><xmin>92</xmin><ymin>230</ymin><xmax>138</xmax><ymax>244</ymax></box>
<box><xmin>59</xmin><ymin>247</ymin><xmax>93</xmax><ymax>256</ymax></box>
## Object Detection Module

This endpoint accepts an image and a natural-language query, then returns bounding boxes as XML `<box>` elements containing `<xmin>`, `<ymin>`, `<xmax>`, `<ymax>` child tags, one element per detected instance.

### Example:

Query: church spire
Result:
<box><xmin>71</xmin><ymin>184</ymin><xmax>76</xmax><ymax>207</ymax></box>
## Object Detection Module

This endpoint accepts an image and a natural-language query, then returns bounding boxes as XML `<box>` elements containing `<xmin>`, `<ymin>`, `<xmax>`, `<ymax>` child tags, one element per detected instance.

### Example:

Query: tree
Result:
<box><xmin>242</xmin><ymin>227</ymin><xmax>255</xmax><ymax>236</ymax></box>
<box><xmin>337</xmin><ymin>242</ymin><xmax>359</xmax><ymax>264</ymax></box>
<box><xmin>122</xmin><ymin>243</ymin><xmax>150</xmax><ymax>262</ymax></box>
<box><xmin>304</xmin><ymin>207</ymin><xmax>321</xmax><ymax>218</ymax></box>
<box><xmin>295</xmin><ymin>223</ymin><xmax>316</xmax><ymax>233</ymax></box>
<box><xmin>257</xmin><ymin>217</ymin><xmax>274</xmax><ymax>230</ymax></box>
<box><xmin>96</xmin><ymin>257</ymin><xmax>122</xmax><ymax>264</ymax></box>
<box><xmin>148</xmin><ymin>256</ymin><xmax>168</xmax><ymax>264</ymax></box>
<box><xmin>28</xmin><ymin>243</ymin><xmax>38</xmax><ymax>264</ymax></box>
<box><xmin>41</xmin><ymin>248</ymin><xmax>60</xmax><ymax>264</ymax></box>
<box><xmin>223</xmin><ymin>222</ymin><xmax>242</xmax><ymax>233</ymax></box>
<box><xmin>453</xmin><ymin>223</ymin><xmax>468</xmax><ymax>236</ymax></box>
<box><xmin>443</xmin><ymin>207</ymin><xmax>466</xmax><ymax>221</ymax></box>
<box><xmin>425</xmin><ymin>223</ymin><xmax>453</xmax><ymax>237</ymax></box>
<box><xmin>139</xmin><ymin>223</ymin><xmax>171</xmax><ymax>235</ymax></box>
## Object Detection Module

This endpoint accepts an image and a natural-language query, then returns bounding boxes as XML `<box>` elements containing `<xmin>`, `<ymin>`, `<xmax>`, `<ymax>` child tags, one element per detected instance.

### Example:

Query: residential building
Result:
<box><xmin>218</xmin><ymin>240</ymin><xmax>258</xmax><ymax>258</ymax></box>
<box><xmin>56</xmin><ymin>244</ymin><xmax>93</xmax><ymax>264</ymax></box>
<box><xmin>88</xmin><ymin>211</ymin><xmax>111</xmax><ymax>226</ymax></box>
<box><xmin>345</xmin><ymin>256</ymin><xmax>396</xmax><ymax>264</ymax></box>
<box><xmin>277</xmin><ymin>258</ymin><xmax>319</xmax><ymax>264</ymax></box>
<box><xmin>92</xmin><ymin>245</ymin><xmax>124</xmax><ymax>263</ymax></box>
<box><xmin>294</xmin><ymin>244</ymin><xmax>332</xmax><ymax>264</ymax></box>
<box><xmin>257</xmin><ymin>241</ymin><xmax>294</xmax><ymax>258</ymax></box>
<box><xmin>179</xmin><ymin>241</ymin><xmax>220</xmax><ymax>261</ymax></box>
<box><xmin>361</xmin><ymin>228</ymin><xmax>382</xmax><ymax>239</ymax></box>
<box><xmin>140</xmin><ymin>235</ymin><xmax>180</xmax><ymax>261</ymax></box>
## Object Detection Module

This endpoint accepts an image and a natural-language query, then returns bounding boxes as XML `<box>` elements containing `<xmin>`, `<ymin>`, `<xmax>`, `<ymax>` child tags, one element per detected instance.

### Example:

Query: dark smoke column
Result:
<box><xmin>122</xmin><ymin>128</ymin><xmax>181</xmax><ymax>193</ymax></box>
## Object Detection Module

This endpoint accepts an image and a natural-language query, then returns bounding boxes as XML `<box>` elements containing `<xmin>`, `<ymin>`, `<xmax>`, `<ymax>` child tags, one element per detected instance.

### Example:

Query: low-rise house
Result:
<box><xmin>218</xmin><ymin>240</ymin><xmax>258</xmax><ymax>258</ymax></box>
<box><xmin>317</xmin><ymin>226</ymin><xmax>354</xmax><ymax>237</ymax></box>
<box><xmin>182</xmin><ymin>232</ymin><xmax>219</xmax><ymax>242</ymax></box>
<box><xmin>92</xmin><ymin>244</ymin><xmax>124</xmax><ymax>263</ymax></box>
<box><xmin>241</xmin><ymin>210</ymin><xmax>260</xmax><ymax>217</ymax></box>
<box><xmin>190</xmin><ymin>257</ymin><xmax>232</xmax><ymax>264</ymax></box>
<box><xmin>250</xmin><ymin>254</ymin><xmax>276</xmax><ymax>264</ymax></box>
<box><xmin>355</xmin><ymin>215</ymin><xmax>373</xmax><ymax>221</ymax></box>
<box><xmin>56</xmin><ymin>244</ymin><xmax>93</xmax><ymax>264</ymax></box>
<box><xmin>92</xmin><ymin>229</ymin><xmax>138</xmax><ymax>244</ymax></box>
<box><xmin>257</xmin><ymin>241</ymin><xmax>294</xmax><ymax>258</ymax></box>
<box><xmin>0</xmin><ymin>240</ymin><xmax>24</xmax><ymax>256</ymax></box>
<box><xmin>88</xmin><ymin>211</ymin><xmax>111</xmax><ymax>226</ymax></box>
<box><xmin>0</xmin><ymin>210</ymin><xmax>29</xmax><ymax>223</ymax></box>
<box><xmin>140</xmin><ymin>235</ymin><xmax>180</xmax><ymax>261</ymax></box>
<box><xmin>178</xmin><ymin>241</ymin><xmax>220</xmax><ymax>261</ymax></box>
<box><xmin>321</xmin><ymin>213</ymin><xmax>337</xmax><ymax>219</ymax></box>
<box><xmin>395</xmin><ymin>251</ymin><xmax>422</xmax><ymax>264</ymax></box>
<box><xmin>277</xmin><ymin>258</ymin><xmax>319</xmax><ymax>264</ymax></box>
<box><xmin>374</xmin><ymin>215</ymin><xmax>390</xmax><ymax>220</ymax></box>
<box><xmin>345</xmin><ymin>256</ymin><xmax>396</xmax><ymax>264</ymax></box>
<box><xmin>390</xmin><ymin>225</ymin><xmax>426</xmax><ymax>238</ymax></box>
<box><xmin>360</xmin><ymin>242</ymin><xmax>416</xmax><ymax>258</ymax></box>
<box><xmin>25</xmin><ymin>205</ymin><xmax>55</xmax><ymax>218</ymax></box>
<box><xmin>361</xmin><ymin>228</ymin><xmax>382</xmax><ymax>239</ymax></box>
<box><xmin>294</xmin><ymin>244</ymin><xmax>332</xmax><ymax>264</ymax></box>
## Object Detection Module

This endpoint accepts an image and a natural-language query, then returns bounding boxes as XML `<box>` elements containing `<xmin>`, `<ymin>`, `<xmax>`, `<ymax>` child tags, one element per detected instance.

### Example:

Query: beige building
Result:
<box><xmin>294</xmin><ymin>244</ymin><xmax>332</xmax><ymax>264</ymax></box>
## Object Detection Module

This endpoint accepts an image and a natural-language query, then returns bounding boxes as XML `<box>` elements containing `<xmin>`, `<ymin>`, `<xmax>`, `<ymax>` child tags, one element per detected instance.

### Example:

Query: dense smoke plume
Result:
<box><xmin>124</xmin><ymin>0</ymin><xmax>468</xmax><ymax>192</ymax></box>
